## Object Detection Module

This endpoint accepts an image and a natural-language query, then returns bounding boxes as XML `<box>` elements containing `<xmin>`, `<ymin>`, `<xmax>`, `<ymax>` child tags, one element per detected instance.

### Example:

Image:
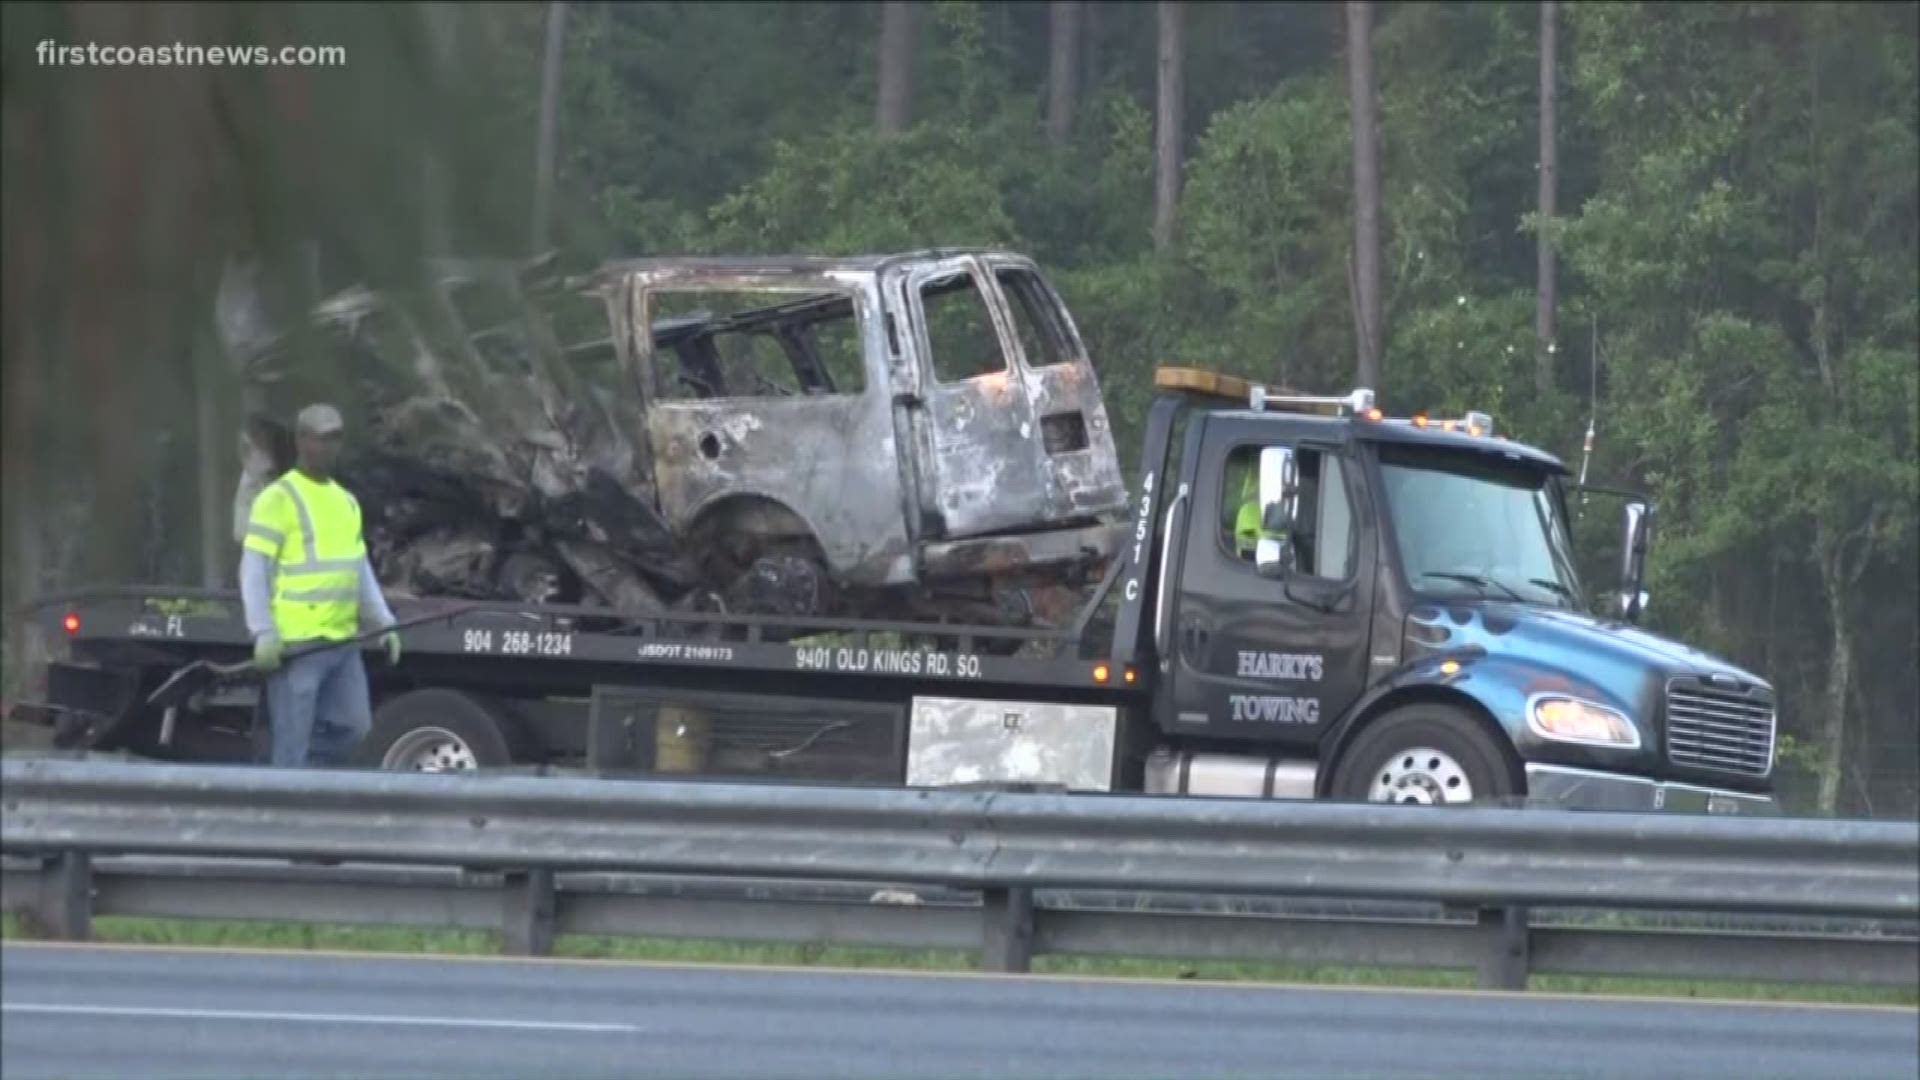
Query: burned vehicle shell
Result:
<box><xmin>231</xmin><ymin>249</ymin><xmax>1129</xmax><ymax>624</ymax></box>
<box><xmin>602</xmin><ymin>249</ymin><xmax>1130</xmax><ymax>595</ymax></box>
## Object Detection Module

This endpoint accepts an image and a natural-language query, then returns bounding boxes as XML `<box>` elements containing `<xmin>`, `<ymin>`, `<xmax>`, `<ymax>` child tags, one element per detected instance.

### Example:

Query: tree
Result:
<box><xmin>1559</xmin><ymin>1</ymin><xmax>1917</xmax><ymax>816</ymax></box>
<box><xmin>1535</xmin><ymin>0</ymin><xmax>1559</xmax><ymax>395</ymax></box>
<box><xmin>419</xmin><ymin>1</ymin><xmax>458</xmax><ymax>256</ymax></box>
<box><xmin>1047</xmin><ymin>1</ymin><xmax>1081</xmax><ymax>146</ymax></box>
<box><xmin>530</xmin><ymin>1</ymin><xmax>568</xmax><ymax>254</ymax></box>
<box><xmin>1153</xmin><ymin>1</ymin><xmax>1184</xmax><ymax>251</ymax></box>
<box><xmin>877</xmin><ymin>1</ymin><xmax>915</xmax><ymax>134</ymax></box>
<box><xmin>1345</xmin><ymin>0</ymin><xmax>1382</xmax><ymax>391</ymax></box>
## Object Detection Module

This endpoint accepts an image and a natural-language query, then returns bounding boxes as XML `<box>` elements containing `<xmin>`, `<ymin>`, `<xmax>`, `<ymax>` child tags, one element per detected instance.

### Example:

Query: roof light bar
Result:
<box><xmin>1380</xmin><ymin>409</ymin><xmax>1497</xmax><ymax>437</ymax></box>
<box><xmin>1150</xmin><ymin>367</ymin><xmax>1494</xmax><ymax>435</ymax></box>
<box><xmin>1152</xmin><ymin>367</ymin><xmax>1375</xmax><ymax>417</ymax></box>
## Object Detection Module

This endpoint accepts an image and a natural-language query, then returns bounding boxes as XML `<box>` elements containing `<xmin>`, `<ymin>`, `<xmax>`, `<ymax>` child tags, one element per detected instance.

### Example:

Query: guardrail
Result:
<box><xmin>3</xmin><ymin>756</ymin><xmax>1916</xmax><ymax>991</ymax></box>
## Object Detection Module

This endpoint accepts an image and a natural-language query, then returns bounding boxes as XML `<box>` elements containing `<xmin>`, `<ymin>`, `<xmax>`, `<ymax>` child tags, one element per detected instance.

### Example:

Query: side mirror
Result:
<box><xmin>1618</xmin><ymin>501</ymin><xmax>1652</xmax><ymax>621</ymax></box>
<box><xmin>1255</xmin><ymin>447</ymin><xmax>1300</xmax><ymax>579</ymax></box>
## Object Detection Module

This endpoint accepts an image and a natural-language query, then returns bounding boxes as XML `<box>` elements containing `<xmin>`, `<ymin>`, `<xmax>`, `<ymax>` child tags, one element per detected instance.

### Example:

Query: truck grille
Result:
<box><xmin>1665</xmin><ymin>678</ymin><xmax>1775</xmax><ymax>777</ymax></box>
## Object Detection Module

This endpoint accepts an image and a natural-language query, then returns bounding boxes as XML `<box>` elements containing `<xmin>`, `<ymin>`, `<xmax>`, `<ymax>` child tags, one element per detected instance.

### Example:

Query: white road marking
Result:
<box><xmin>1</xmin><ymin>1001</ymin><xmax>639</xmax><ymax>1033</ymax></box>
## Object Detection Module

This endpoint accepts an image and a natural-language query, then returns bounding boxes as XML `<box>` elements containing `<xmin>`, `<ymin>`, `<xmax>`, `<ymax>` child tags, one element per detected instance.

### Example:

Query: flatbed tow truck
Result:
<box><xmin>10</xmin><ymin>367</ymin><xmax>1779</xmax><ymax>813</ymax></box>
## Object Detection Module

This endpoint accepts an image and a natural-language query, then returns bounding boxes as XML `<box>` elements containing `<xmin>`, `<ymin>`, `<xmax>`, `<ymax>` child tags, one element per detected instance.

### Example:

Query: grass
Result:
<box><xmin>4</xmin><ymin>913</ymin><xmax>1913</xmax><ymax>1007</ymax></box>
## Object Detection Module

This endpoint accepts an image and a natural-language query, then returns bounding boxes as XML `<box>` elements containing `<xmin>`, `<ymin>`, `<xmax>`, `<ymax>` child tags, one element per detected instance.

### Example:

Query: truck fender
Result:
<box><xmin>1316</xmin><ymin>649</ymin><xmax>1609</xmax><ymax>797</ymax></box>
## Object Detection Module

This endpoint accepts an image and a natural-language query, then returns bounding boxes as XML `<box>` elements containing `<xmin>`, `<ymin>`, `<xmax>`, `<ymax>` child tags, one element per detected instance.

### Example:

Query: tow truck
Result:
<box><xmin>10</xmin><ymin>367</ymin><xmax>1779</xmax><ymax>813</ymax></box>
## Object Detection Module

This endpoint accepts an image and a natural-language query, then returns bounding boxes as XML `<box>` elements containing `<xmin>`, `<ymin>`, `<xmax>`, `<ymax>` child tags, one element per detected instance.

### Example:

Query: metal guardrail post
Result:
<box><xmin>503</xmin><ymin>868</ymin><xmax>557</xmax><ymax>957</ymax></box>
<box><xmin>982</xmin><ymin>887</ymin><xmax>1035</xmax><ymax>973</ymax></box>
<box><xmin>30</xmin><ymin>852</ymin><xmax>93</xmax><ymax>942</ymax></box>
<box><xmin>1476</xmin><ymin>905</ymin><xmax>1531</xmax><ymax>990</ymax></box>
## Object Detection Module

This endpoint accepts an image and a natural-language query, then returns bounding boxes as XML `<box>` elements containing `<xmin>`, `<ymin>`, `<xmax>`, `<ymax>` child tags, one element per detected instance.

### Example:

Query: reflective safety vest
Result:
<box><xmin>242</xmin><ymin>471</ymin><xmax>367</xmax><ymax>642</ymax></box>
<box><xmin>1233</xmin><ymin>470</ymin><xmax>1286</xmax><ymax>559</ymax></box>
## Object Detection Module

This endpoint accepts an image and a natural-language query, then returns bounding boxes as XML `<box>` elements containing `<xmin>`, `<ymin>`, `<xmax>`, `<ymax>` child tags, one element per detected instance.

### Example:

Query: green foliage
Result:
<box><xmin>1179</xmin><ymin>78</ymin><xmax>1354</xmax><ymax>389</ymax></box>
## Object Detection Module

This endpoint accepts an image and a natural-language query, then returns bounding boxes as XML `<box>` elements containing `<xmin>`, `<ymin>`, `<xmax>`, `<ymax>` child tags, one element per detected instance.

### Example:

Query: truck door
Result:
<box><xmin>901</xmin><ymin>256</ymin><xmax>1049</xmax><ymax>541</ymax></box>
<box><xmin>1165</xmin><ymin>421</ymin><xmax>1376</xmax><ymax>748</ymax></box>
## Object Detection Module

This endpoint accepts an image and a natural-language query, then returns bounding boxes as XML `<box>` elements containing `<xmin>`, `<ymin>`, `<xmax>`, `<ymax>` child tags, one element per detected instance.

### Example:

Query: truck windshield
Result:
<box><xmin>1377</xmin><ymin>443</ymin><xmax>1585</xmax><ymax>611</ymax></box>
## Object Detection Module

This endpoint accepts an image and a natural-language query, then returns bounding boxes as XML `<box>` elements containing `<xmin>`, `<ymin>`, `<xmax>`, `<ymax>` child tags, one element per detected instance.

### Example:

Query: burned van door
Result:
<box><xmin>904</xmin><ymin>257</ymin><xmax>1048</xmax><ymax>541</ymax></box>
<box><xmin>980</xmin><ymin>256</ymin><xmax>1129</xmax><ymax>526</ymax></box>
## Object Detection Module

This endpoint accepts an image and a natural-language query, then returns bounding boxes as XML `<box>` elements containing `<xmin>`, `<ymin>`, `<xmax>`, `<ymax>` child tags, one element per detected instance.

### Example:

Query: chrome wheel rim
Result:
<box><xmin>382</xmin><ymin>727</ymin><xmax>479</xmax><ymax>772</ymax></box>
<box><xmin>1369</xmin><ymin>746</ymin><xmax>1474</xmax><ymax>804</ymax></box>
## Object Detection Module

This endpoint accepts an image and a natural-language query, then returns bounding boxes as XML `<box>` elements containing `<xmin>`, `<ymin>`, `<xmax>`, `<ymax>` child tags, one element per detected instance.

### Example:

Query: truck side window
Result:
<box><xmin>1219</xmin><ymin>444</ymin><xmax>1354</xmax><ymax>580</ymax></box>
<box><xmin>920</xmin><ymin>271</ymin><xmax>1008</xmax><ymax>383</ymax></box>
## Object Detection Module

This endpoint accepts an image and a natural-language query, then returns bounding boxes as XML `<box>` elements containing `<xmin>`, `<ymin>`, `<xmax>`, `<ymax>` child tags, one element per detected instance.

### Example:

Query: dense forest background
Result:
<box><xmin>2</xmin><ymin>1</ymin><xmax>1914</xmax><ymax>816</ymax></box>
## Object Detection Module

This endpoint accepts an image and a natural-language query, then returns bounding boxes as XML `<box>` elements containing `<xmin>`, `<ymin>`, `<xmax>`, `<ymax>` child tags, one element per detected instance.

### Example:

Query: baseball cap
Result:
<box><xmin>296</xmin><ymin>404</ymin><xmax>344</xmax><ymax>435</ymax></box>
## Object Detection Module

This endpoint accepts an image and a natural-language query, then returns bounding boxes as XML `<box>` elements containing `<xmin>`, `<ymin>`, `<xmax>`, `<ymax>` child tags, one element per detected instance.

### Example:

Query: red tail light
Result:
<box><xmin>62</xmin><ymin>613</ymin><xmax>80</xmax><ymax>634</ymax></box>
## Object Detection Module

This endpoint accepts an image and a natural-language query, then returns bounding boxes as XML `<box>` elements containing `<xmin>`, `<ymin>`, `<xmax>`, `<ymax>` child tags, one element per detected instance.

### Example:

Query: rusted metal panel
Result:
<box><xmin>981</xmin><ymin>253</ymin><xmax>1130</xmax><ymax>528</ymax></box>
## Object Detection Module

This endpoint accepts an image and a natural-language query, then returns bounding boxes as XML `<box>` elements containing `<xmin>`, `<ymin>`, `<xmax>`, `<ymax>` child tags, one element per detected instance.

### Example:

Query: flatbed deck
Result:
<box><xmin>24</xmin><ymin>577</ymin><xmax>1139</xmax><ymax>698</ymax></box>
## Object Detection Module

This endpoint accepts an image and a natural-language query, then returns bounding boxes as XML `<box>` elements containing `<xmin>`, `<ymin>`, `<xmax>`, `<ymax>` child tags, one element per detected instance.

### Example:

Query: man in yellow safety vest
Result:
<box><xmin>239</xmin><ymin>404</ymin><xmax>401</xmax><ymax>767</ymax></box>
<box><xmin>1230</xmin><ymin>457</ymin><xmax>1291</xmax><ymax>565</ymax></box>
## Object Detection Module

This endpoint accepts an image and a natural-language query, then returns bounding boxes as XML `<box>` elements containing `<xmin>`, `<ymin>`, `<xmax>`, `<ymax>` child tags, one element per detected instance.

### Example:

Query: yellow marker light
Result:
<box><xmin>1412</xmin><ymin>414</ymin><xmax>1429</xmax><ymax>428</ymax></box>
<box><xmin>1366</xmin><ymin>408</ymin><xmax>1383</xmax><ymax>422</ymax></box>
<box><xmin>1440</xmin><ymin>659</ymin><xmax>1460</xmax><ymax>675</ymax></box>
<box><xmin>1123</xmin><ymin>666</ymin><xmax>1138</xmax><ymax>684</ymax></box>
<box><xmin>1467</xmin><ymin>422</ymin><xmax>1486</xmax><ymax>437</ymax></box>
<box><xmin>1153</xmin><ymin>366</ymin><xmax>1256</xmax><ymax>401</ymax></box>
<box><xmin>1529</xmin><ymin>696</ymin><xmax>1641</xmax><ymax>748</ymax></box>
<box><xmin>1093</xmin><ymin>663</ymin><xmax>1111</xmax><ymax>683</ymax></box>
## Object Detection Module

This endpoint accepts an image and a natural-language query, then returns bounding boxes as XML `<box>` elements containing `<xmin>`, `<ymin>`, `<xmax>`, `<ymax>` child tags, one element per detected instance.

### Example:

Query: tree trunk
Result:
<box><xmin>1534</xmin><ymin>0</ymin><xmax>1558</xmax><ymax>396</ymax></box>
<box><xmin>1815</xmin><ymin>526</ymin><xmax>1852</xmax><ymax>816</ymax></box>
<box><xmin>1346</xmin><ymin>0</ymin><xmax>1382</xmax><ymax>391</ymax></box>
<box><xmin>1082</xmin><ymin>0</ymin><xmax>1101</xmax><ymax>103</ymax></box>
<box><xmin>876</xmin><ymin>1</ymin><xmax>914</xmax><ymax>134</ymax></box>
<box><xmin>1813</xmin><ymin>506</ymin><xmax>1881</xmax><ymax>816</ymax></box>
<box><xmin>1152</xmin><ymin>1</ymin><xmax>1185</xmax><ymax>252</ymax></box>
<box><xmin>531</xmin><ymin>0</ymin><xmax>568</xmax><ymax>255</ymax></box>
<box><xmin>420</xmin><ymin>1</ymin><xmax>458</xmax><ymax>255</ymax></box>
<box><xmin>195</xmin><ymin>332</ymin><xmax>226</xmax><ymax>587</ymax></box>
<box><xmin>1047</xmin><ymin>1</ymin><xmax>1081</xmax><ymax>146</ymax></box>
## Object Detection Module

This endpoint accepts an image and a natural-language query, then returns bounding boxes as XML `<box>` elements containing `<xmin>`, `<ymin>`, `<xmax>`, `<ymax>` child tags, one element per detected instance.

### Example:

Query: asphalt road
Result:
<box><xmin>3</xmin><ymin>943</ymin><xmax>1914</xmax><ymax>1080</ymax></box>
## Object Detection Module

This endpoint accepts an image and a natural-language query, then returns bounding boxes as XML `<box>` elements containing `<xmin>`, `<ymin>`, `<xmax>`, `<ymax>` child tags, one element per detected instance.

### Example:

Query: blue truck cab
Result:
<box><xmin>1122</xmin><ymin>367</ymin><xmax>1778</xmax><ymax>814</ymax></box>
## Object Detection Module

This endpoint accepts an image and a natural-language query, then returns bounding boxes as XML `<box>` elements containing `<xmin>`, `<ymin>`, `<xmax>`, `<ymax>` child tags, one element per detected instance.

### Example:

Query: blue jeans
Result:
<box><xmin>264</xmin><ymin>643</ymin><xmax>372</xmax><ymax>768</ymax></box>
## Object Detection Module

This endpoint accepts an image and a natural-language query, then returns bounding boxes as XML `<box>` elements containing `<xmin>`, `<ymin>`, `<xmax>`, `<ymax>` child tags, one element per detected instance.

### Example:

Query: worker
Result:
<box><xmin>1231</xmin><ymin>456</ymin><xmax>1292</xmax><ymax>564</ymax></box>
<box><xmin>239</xmin><ymin>404</ymin><xmax>401</xmax><ymax>768</ymax></box>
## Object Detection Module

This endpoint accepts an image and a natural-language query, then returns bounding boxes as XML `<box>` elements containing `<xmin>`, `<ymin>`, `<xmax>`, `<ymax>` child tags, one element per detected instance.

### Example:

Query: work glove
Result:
<box><xmin>382</xmin><ymin>629</ymin><xmax>403</xmax><ymax>667</ymax></box>
<box><xmin>254</xmin><ymin>633</ymin><xmax>285</xmax><ymax>672</ymax></box>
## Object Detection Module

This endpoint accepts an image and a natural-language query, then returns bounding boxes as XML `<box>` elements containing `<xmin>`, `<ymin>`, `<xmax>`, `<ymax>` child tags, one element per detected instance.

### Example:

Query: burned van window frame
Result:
<box><xmin>638</xmin><ymin>284</ymin><xmax>871</xmax><ymax>403</ymax></box>
<box><xmin>992</xmin><ymin>267</ymin><xmax>1076</xmax><ymax>369</ymax></box>
<box><xmin>916</xmin><ymin>268</ymin><xmax>1012</xmax><ymax>386</ymax></box>
<box><xmin>443</xmin><ymin>277</ymin><xmax>542</xmax><ymax>378</ymax></box>
<box><xmin>534</xmin><ymin>285</ymin><xmax>623</xmax><ymax>392</ymax></box>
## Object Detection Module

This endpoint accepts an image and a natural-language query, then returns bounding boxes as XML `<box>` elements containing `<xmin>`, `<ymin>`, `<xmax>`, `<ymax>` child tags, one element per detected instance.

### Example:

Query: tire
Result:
<box><xmin>1328</xmin><ymin>702</ymin><xmax>1521</xmax><ymax>806</ymax></box>
<box><xmin>355</xmin><ymin>688</ymin><xmax>520</xmax><ymax>772</ymax></box>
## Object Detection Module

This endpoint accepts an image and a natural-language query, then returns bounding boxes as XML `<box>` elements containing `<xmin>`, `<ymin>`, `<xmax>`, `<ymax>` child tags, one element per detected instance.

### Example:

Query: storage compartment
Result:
<box><xmin>587</xmin><ymin>686</ymin><xmax>905</xmax><ymax>783</ymax></box>
<box><xmin>906</xmin><ymin>695</ymin><xmax>1117</xmax><ymax>792</ymax></box>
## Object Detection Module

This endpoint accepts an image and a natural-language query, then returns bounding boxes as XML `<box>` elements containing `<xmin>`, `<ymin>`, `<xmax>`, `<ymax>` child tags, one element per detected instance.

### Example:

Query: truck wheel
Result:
<box><xmin>1328</xmin><ymin>702</ymin><xmax>1520</xmax><ymax>806</ymax></box>
<box><xmin>357</xmin><ymin>689</ymin><xmax>518</xmax><ymax>772</ymax></box>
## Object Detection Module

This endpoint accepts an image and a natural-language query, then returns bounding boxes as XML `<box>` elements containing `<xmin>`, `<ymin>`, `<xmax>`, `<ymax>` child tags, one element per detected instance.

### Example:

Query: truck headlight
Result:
<box><xmin>1527</xmin><ymin>694</ymin><xmax>1641</xmax><ymax>749</ymax></box>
